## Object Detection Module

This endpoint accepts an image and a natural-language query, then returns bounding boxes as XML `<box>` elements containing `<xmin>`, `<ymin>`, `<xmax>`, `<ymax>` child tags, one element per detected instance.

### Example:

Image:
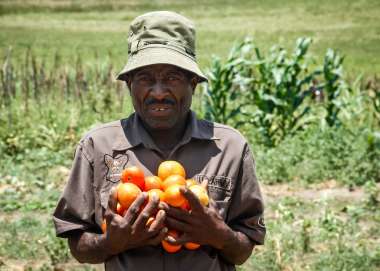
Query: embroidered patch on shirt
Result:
<box><xmin>104</xmin><ymin>154</ymin><xmax>129</xmax><ymax>183</ymax></box>
<box><xmin>193</xmin><ymin>174</ymin><xmax>232</xmax><ymax>192</ymax></box>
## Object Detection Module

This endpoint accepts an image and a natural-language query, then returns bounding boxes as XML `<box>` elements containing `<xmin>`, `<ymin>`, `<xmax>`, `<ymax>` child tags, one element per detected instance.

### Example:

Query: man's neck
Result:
<box><xmin>142</xmin><ymin>114</ymin><xmax>190</xmax><ymax>155</ymax></box>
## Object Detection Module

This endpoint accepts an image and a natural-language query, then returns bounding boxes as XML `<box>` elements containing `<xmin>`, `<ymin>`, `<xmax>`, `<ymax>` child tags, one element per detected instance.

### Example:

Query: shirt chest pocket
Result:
<box><xmin>193</xmin><ymin>174</ymin><xmax>232</xmax><ymax>202</ymax></box>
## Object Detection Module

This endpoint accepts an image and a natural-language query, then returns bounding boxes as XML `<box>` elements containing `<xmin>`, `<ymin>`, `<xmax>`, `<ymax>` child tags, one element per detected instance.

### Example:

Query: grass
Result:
<box><xmin>0</xmin><ymin>181</ymin><xmax>379</xmax><ymax>270</ymax></box>
<box><xmin>241</xmin><ymin>192</ymin><xmax>380</xmax><ymax>271</ymax></box>
<box><xmin>1</xmin><ymin>0</ymin><xmax>380</xmax><ymax>76</ymax></box>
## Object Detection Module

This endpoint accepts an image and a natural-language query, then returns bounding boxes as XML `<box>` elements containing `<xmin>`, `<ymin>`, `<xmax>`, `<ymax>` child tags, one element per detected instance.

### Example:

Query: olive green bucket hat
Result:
<box><xmin>116</xmin><ymin>11</ymin><xmax>207</xmax><ymax>82</ymax></box>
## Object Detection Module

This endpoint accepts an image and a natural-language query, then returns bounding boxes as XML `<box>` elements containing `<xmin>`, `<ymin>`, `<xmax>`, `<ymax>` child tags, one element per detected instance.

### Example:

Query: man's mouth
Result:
<box><xmin>145</xmin><ymin>98</ymin><xmax>175</xmax><ymax>115</ymax></box>
<box><xmin>146</xmin><ymin>103</ymin><xmax>175</xmax><ymax>117</ymax></box>
<box><xmin>151</xmin><ymin>105</ymin><xmax>170</xmax><ymax>112</ymax></box>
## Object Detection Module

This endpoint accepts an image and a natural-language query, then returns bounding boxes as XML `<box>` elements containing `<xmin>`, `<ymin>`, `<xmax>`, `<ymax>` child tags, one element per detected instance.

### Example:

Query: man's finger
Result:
<box><xmin>158</xmin><ymin>201</ymin><xmax>169</xmax><ymax>211</ymax></box>
<box><xmin>201</xmin><ymin>178</ymin><xmax>208</xmax><ymax>192</ymax></box>
<box><xmin>123</xmin><ymin>192</ymin><xmax>147</xmax><ymax>225</ymax></box>
<box><xmin>134</xmin><ymin>194</ymin><xmax>159</xmax><ymax>230</ymax></box>
<box><xmin>147</xmin><ymin>227</ymin><xmax>168</xmax><ymax>246</ymax></box>
<box><xmin>108</xmin><ymin>186</ymin><xmax>118</xmax><ymax>213</ymax></box>
<box><xmin>105</xmin><ymin>186</ymin><xmax>118</xmax><ymax>225</ymax></box>
<box><xmin>208</xmin><ymin>198</ymin><xmax>223</xmax><ymax>218</ymax></box>
<box><xmin>164</xmin><ymin>205</ymin><xmax>192</xmax><ymax>223</ymax></box>
<box><xmin>208</xmin><ymin>198</ymin><xmax>218</xmax><ymax>210</ymax></box>
<box><xmin>165</xmin><ymin>232</ymin><xmax>190</xmax><ymax>246</ymax></box>
<box><xmin>148</xmin><ymin>210</ymin><xmax>166</xmax><ymax>232</ymax></box>
<box><xmin>165</xmin><ymin>216</ymin><xmax>192</xmax><ymax>233</ymax></box>
<box><xmin>180</xmin><ymin>187</ymin><xmax>203</xmax><ymax>212</ymax></box>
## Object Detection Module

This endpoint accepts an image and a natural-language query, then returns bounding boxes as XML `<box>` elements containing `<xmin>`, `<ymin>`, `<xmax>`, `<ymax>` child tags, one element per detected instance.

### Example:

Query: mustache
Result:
<box><xmin>145</xmin><ymin>97</ymin><xmax>175</xmax><ymax>106</ymax></box>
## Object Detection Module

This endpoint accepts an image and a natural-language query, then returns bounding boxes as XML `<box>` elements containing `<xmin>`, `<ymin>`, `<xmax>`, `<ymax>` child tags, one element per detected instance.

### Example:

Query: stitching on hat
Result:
<box><xmin>132</xmin><ymin>44</ymin><xmax>196</xmax><ymax>61</ymax></box>
<box><xmin>142</xmin><ymin>40</ymin><xmax>195</xmax><ymax>57</ymax></box>
<box><xmin>130</xmin><ymin>39</ymin><xmax>195</xmax><ymax>59</ymax></box>
<box><xmin>143</xmin><ymin>40</ymin><xmax>168</xmax><ymax>46</ymax></box>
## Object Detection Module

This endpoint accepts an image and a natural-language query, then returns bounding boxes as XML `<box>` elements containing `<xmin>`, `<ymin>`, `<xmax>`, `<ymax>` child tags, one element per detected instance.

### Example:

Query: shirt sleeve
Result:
<box><xmin>226</xmin><ymin>145</ymin><xmax>266</xmax><ymax>245</ymax></box>
<box><xmin>52</xmin><ymin>140</ymin><xmax>97</xmax><ymax>238</ymax></box>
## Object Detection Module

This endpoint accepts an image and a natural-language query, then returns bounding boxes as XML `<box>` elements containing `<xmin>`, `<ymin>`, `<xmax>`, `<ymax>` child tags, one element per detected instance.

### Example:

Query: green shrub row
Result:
<box><xmin>0</xmin><ymin>38</ymin><xmax>379</xmax><ymax>187</ymax></box>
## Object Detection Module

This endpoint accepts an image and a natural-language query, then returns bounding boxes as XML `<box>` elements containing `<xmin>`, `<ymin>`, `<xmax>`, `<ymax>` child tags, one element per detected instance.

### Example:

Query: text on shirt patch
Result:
<box><xmin>104</xmin><ymin>154</ymin><xmax>129</xmax><ymax>183</ymax></box>
<box><xmin>193</xmin><ymin>174</ymin><xmax>232</xmax><ymax>192</ymax></box>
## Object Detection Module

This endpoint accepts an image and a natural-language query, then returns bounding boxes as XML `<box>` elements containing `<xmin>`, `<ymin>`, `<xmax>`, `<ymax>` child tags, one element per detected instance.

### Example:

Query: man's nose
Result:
<box><xmin>149</xmin><ymin>81</ymin><xmax>170</xmax><ymax>99</ymax></box>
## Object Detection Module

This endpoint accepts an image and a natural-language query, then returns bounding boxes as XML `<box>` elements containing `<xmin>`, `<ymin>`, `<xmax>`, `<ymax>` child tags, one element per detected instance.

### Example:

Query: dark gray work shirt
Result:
<box><xmin>53</xmin><ymin>111</ymin><xmax>265</xmax><ymax>271</ymax></box>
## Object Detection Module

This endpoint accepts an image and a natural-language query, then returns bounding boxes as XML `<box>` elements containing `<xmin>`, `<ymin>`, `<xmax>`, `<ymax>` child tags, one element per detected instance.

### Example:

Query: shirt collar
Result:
<box><xmin>185</xmin><ymin>111</ymin><xmax>219</xmax><ymax>141</ymax></box>
<box><xmin>112</xmin><ymin>111</ymin><xmax>218</xmax><ymax>151</ymax></box>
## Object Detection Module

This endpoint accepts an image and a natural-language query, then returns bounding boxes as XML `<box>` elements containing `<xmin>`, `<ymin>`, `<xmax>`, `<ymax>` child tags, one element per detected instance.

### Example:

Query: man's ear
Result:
<box><xmin>126</xmin><ymin>76</ymin><xmax>132</xmax><ymax>93</ymax></box>
<box><xmin>190</xmin><ymin>76</ymin><xmax>198</xmax><ymax>94</ymax></box>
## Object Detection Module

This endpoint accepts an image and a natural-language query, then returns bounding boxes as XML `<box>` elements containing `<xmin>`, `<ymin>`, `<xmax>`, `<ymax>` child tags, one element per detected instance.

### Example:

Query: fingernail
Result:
<box><xmin>152</xmin><ymin>194</ymin><xmax>159</xmax><ymax>202</ymax></box>
<box><xmin>158</xmin><ymin>202</ymin><xmax>168</xmax><ymax>210</ymax></box>
<box><xmin>166</xmin><ymin>236</ymin><xmax>176</xmax><ymax>242</ymax></box>
<box><xmin>158</xmin><ymin>209</ymin><xmax>165</xmax><ymax>216</ymax></box>
<box><xmin>163</xmin><ymin>227</ymin><xmax>168</xmax><ymax>233</ymax></box>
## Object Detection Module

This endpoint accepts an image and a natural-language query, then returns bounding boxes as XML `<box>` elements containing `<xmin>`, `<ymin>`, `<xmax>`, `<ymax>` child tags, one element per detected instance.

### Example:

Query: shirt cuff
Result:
<box><xmin>230</xmin><ymin>224</ymin><xmax>266</xmax><ymax>245</ymax></box>
<box><xmin>53</xmin><ymin>216</ymin><xmax>92</xmax><ymax>238</ymax></box>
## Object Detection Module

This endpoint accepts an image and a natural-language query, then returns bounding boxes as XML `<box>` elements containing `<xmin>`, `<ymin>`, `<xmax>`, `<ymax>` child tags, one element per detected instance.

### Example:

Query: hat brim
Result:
<box><xmin>116</xmin><ymin>46</ymin><xmax>207</xmax><ymax>82</ymax></box>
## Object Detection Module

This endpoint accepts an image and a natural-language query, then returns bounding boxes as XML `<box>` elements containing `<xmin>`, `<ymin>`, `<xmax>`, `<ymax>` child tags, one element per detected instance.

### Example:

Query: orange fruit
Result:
<box><xmin>117</xmin><ymin>182</ymin><xmax>142</xmax><ymax>209</ymax></box>
<box><xmin>144</xmin><ymin>176</ymin><xmax>163</xmax><ymax>191</ymax></box>
<box><xmin>147</xmin><ymin>188</ymin><xmax>165</xmax><ymax>202</ymax></box>
<box><xmin>180</xmin><ymin>200</ymin><xmax>190</xmax><ymax>211</ymax></box>
<box><xmin>121</xmin><ymin>166</ymin><xmax>145</xmax><ymax>191</ymax></box>
<box><xmin>185</xmin><ymin>242</ymin><xmax>200</xmax><ymax>250</ymax></box>
<box><xmin>186</xmin><ymin>179</ymin><xmax>198</xmax><ymax>187</ymax></box>
<box><xmin>162</xmin><ymin>175</ymin><xmax>186</xmax><ymax>191</ymax></box>
<box><xmin>162</xmin><ymin>229</ymin><xmax>182</xmax><ymax>253</ymax></box>
<box><xmin>101</xmin><ymin>219</ymin><xmax>107</xmax><ymax>234</ymax></box>
<box><xmin>189</xmin><ymin>185</ymin><xmax>209</xmax><ymax>206</ymax></box>
<box><xmin>158</xmin><ymin>161</ymin><xmax>186</xmax><ymax>181</ymax></box>
<box><xmin>116</xmin><ymin>203</ymin><xmax>126</xmax><ymax>216</ymax></box>
<box><xmin>164</xmin><ymin>184</ymin><xmax>186</xmax><ymax>207</ymax></box>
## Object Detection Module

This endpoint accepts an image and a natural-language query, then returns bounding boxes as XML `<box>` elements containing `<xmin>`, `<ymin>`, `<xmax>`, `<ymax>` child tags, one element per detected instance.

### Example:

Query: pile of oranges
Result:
<box><xmin>102</xmin><ymin>160</ymin><xmax>209</xmax><ymax>253</ymax></box>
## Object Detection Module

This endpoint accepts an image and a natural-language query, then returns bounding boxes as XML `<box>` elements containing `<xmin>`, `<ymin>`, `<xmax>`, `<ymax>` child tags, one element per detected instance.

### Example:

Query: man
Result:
<box><xmin>53</xmin><ymin>11</ymin><xmax>265</xmax><ymax>271</ymax></box>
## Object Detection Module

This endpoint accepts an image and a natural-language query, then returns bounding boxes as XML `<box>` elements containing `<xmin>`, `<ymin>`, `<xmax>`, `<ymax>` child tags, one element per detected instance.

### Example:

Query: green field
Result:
<box><xmin>1</xmin><ymin>0</ymin><xmax>380</xmax><ymax>75</ymax></box>
<box><xmin>0</xmin><ymin>1</ymin><xmax>379</xmax><ymax>270</ymax></box>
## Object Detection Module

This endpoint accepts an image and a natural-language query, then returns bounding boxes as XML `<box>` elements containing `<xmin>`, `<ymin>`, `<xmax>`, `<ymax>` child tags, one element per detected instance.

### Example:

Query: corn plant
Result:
<box><xmin>202</xmin><ymin>39</ymin><xmax>253</xmax><ymax>126</ymax></box>
<box><xmin>319</xmin><ymin>49</ymin><xmax>348</xmax><ymax>127</ymax></box>
<box><xmin>203</xmin><ymin>37</ymin><xmax>323</xmax><ymax>146</ymax></box>
<box><xmin>203</xmin><ymin>37</ymin><xmax>352</xmax><ymax>147</ymax></box>
<box><xmin>244</xmin><ymin>38</ymin><xmax>321</xmax><ymax>146</ymax></box>
<box><xmin>365</xmin><ymin>75</ymin><xmax>380</xmax><ymax>125</ymax></box>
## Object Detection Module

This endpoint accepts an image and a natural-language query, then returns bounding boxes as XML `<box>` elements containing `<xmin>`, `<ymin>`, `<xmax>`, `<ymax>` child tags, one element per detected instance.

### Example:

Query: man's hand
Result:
<box><xmin>159</xmin><ymin>186</ymin><xmax>228</xmax><ymax>249</ymax></box>
<box><xmin>159</xmin><ymin>186</ymin><xmax>255</xmax><ymax>265</ymax></box>
<box><xmin>103</xmin><ymin>187</ymin><xmax>168</xmax><ymax>256</ymax></box>
<box><xmin>68</xmin><ymin>187</ymin><xmax>167</xmax><ymax>264</ymax></box>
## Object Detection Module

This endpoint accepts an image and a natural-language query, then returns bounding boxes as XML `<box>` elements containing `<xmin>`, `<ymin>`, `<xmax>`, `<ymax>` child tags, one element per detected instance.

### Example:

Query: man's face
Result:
<box><xmin>128</xmin><ymin>64</ymin><xmax>198</xmax><ymax>131</ymax></box>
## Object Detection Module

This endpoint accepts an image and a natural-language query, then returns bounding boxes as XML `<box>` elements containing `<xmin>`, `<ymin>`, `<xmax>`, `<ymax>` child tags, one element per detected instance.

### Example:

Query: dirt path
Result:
<box><xmin>261</xmin><ymin>180</ymin><xmax>378</xmax><ymax>204</ymax></box>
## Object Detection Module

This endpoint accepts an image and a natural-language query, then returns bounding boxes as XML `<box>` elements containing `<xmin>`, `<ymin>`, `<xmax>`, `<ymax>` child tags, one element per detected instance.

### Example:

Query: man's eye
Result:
<box><xmin>168</xmin><ymin>75</ymin><xmax>181</xmax><ymax>81</ymax></box>
<box><xmin>137</xmin><ymin>75</ymin><xmax>150</xmax><ymax>81</ymax></box>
